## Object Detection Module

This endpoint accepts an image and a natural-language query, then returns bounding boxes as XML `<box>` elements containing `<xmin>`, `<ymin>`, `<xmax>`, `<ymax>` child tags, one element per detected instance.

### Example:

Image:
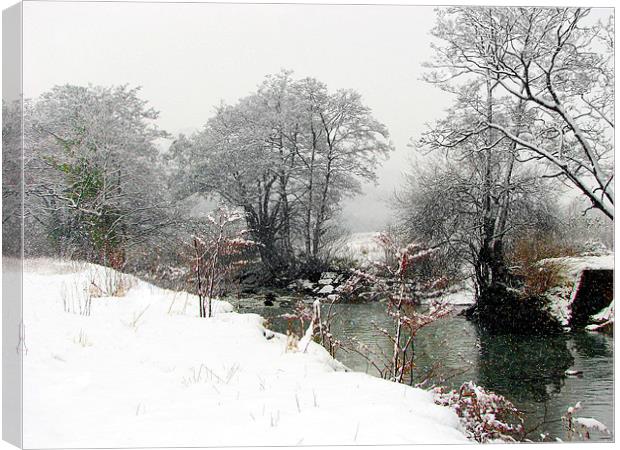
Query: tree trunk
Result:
<box><xmin>245</xmin><ymin>206</ymin><xmax>284</xmax><ymax>275</ymax></box>
<box><xmin>304</xmin><ymin>127</ymin><xmax>318</xmax><ymax>258</ymax></box>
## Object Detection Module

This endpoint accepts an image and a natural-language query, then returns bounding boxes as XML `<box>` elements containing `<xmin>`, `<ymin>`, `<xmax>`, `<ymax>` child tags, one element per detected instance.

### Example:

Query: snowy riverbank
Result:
<box><xmin>542</xmin><ymin>254</ymin><xmax>614</xmax><ymax>330</ymax></box>
<box><xmin>20</xmin><ymin>259</ymin><xmax>468</xmax><ymax>447</ymax></box>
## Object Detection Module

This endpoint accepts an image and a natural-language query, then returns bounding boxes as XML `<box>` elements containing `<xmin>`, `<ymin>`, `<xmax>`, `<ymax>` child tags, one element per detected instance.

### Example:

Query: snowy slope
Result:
<box><xmin>21</xmin><ymin>259</ymin><xmax>468</xmax><ymax>447</ymax></box>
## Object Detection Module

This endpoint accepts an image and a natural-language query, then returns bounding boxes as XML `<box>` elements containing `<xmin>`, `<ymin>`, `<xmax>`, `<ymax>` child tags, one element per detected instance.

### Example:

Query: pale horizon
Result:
<box><xmin>22</xmin><ymin>1</ymin><xmax>460</xmax><ymax>232</ymax></box>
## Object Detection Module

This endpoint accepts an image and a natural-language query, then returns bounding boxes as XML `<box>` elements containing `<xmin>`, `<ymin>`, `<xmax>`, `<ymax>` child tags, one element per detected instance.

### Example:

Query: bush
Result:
<box><xmin>522</xmin><ymin>261</ymin><xmax>565</xmax><ymax>296</ymax></box>
<box><xmin>434</xmin><ymin>381</ymin><xmax>524</xmax><ymax>442</ymax></box>
<box><xmin>508</xmin><ymin>233</ymin><xmax>577</xmax><ymax>295</ymax></box>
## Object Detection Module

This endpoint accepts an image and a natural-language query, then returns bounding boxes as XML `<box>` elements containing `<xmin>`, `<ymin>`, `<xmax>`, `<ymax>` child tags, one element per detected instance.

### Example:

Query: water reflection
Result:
<box><xmin>475</xmin><ymin>330</ymin><xmax>574</xmax><ymax>403</ymax></box>
<box><xmin>571</xmin><ymin>331</ymin><xmax>613</xmax><ymax>359</ymax></box>
<box><xmin>238</xmin><ymin>298</ymin><xmax>614</xmax><ymax>442</ymax></box>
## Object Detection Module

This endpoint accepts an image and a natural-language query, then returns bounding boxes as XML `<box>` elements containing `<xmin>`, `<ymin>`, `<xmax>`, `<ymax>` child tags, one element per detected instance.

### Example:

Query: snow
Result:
<box><xmin>567</xmin><ymin>401</ymin><xmax>582</xmax><ymax>415</ymax></box>
<box><xmin>590</xmin><ymin>299</ymin><xmax>614</xmax><ymax>323</ymax></box>
<box><xmin>318</xmin><ymin>284</ymin><xmax>335</xmax><ymax>294</ymax></box>
<box><xmin>573</xmin><ymin>417</ymin><xmax>611</xmax><ymax>435</ymax></box>
<box><xmin>563</xmin><ymin>402</ymin><xmax>611</xmax><ymax>438</ymax></box>
<box><xmin>437</xmin><ymin>279</ymin><xmax>476</xmax><ymax>306</ymax></box>
<box><xmin>301</xmin><ymin>279</ymin><xmax>315</xmax><ymax>290</ymax></box>
<box><xmin>20</xmin><ymin>258</ymin><xmax>468</xmax><ymax>447</ymax></box>
<box><xmin>540</xmin><ymin>254</ymin><xmax>614</xmax><ymax>280</ymax></box>
<box><xmin>540</xmin><ymin>254</ymin><xmax>614</xmax><ymax>327</ymax></box>
<box><xmin>338</xmin><ymin>232</ymin><xmax>386</xmax><ymax>265</ymax></box>
<box><xmin>586</xmin><ymin>298</ymin><xmax>614</xmax><ymax>333</ymax></box>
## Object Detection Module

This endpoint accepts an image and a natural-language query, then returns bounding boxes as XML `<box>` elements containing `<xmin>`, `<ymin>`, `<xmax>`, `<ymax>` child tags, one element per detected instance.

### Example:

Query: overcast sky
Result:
<box><xmin>21</xmin><ymin>1</ymin><xmax>613</xmax><ymax>232</ymax></box>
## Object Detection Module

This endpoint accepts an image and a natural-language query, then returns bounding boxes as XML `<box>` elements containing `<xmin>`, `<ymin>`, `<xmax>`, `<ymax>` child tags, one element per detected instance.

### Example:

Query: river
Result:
<box><xmin>234</xmin><ymin>296</ymin><xmax>614</xmax><ymax>442</ymax></box>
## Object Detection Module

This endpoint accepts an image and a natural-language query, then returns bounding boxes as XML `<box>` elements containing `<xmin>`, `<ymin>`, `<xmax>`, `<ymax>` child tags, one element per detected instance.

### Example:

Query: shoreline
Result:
<box><xmin>19</xmin><ymin>258</ymin><xmax>470</xmax><ymax>447</ymax></box>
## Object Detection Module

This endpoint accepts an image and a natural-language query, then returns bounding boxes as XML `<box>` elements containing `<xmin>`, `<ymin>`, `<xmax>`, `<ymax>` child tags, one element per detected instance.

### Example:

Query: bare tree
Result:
<box><xmin>427</xmin><ymin>7</ymin><xmax>614</xmax><ymax>219</ymax></box>
<box><xmin>341</xmin><ymin>233</ymin><xmax>451</xmax><ymax>385</ymax></box>
<box><xmin>403</xmin><ymin>79</ymin><xmax>554</xmax><ymax>297</ymax></box>
<box><xmin>2</xmin><ymin>100</ymin><xmax>24</xmax><ymax>257</ymax></box>
<box><xmin>169</xmin><ymin>71</ymin><xmax>392</xmax><ymax>274</ymax></box>
<box><xmin>191</xmin><ymin>206</ymin><xmax>256</xmax><ymax>318</ymax></box>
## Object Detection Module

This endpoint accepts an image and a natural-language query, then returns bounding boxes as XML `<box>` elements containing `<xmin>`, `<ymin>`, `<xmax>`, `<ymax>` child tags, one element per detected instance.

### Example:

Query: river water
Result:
<box><xmin>236</xmin><ymin>298</ymin><xmax>614</xmax><ymax>442</ymax></box>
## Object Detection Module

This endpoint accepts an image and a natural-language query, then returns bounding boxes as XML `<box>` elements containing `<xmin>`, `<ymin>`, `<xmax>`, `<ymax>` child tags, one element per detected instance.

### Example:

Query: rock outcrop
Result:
<box><xmin>541</xmin><ymin>254</ymin><xmax>614</xmax><ymax>333</ymax></box>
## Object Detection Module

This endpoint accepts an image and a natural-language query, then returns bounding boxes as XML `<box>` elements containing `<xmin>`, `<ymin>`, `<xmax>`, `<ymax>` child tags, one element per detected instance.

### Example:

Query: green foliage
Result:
<box><xmin>47</xmin><ymin>139</ymin><xmax>121</xmax><ymax>256</ymax></box>
<box><xmin>26</xmin><ymin>84</ymin><xmax>170</xmax><ymax>264</ymax></box>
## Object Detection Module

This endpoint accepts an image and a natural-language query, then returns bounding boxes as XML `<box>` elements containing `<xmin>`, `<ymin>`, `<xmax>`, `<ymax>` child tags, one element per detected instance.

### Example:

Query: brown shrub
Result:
<box><xmin>521</xmin><ymin>261</ymin><xmax>565</xmax><ymax>296</ymax></box>
<box><xmin>509</xmin><ymin>234</ymin><xmax>577</xmax><ymax>295</ymax></box>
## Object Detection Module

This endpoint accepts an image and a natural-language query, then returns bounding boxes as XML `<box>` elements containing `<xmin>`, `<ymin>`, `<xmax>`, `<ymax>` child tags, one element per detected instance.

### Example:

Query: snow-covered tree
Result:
<box><xmin>25</xmin><ymin>85</ymin><xmax>173</xmax><ymax>265</ymax></box>
<box><xmin>294</xmin><ymin>77</ymin><xmax>392</xmax><ymax>260</ymax></box>
<box><xmin>427</xmin><ymin>7</ymin><xmax>614</xmax><ymax>220</ymax></box>
<box><xmin>2</xmin><ymin>100</ymin><xmax>24</xmax><ymax>257</ymax></box>
<box><xmin>169</xmin><ymin>71</ymin><xmax>392</xmax><ymax>274</ymax></box>
<box><xmin>402</xmin><ymin>81</ymin><xmax>557</xmax><ymax>299</ymax></box>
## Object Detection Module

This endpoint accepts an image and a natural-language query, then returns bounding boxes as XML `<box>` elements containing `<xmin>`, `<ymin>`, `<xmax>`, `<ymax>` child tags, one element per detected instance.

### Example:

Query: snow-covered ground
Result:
<box><xmin>21</xmin><ymin>258</ymin><xmax>468</xmax><ymax>447</ymax></box>
<box><xmin>338</xmin><ymin>231</ymin><xmax>386</xmax><ymax>265</ymax></box>
<box><xmin>438</xmin><ymin>279</ymin><xmax>476</xmax><ymax>306</ymax></box>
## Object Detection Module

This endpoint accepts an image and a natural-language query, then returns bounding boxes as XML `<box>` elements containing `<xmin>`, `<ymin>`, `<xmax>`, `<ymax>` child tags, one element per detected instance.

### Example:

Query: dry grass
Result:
<box><xmin>88</xmin><ymin>267</ymin><xmax>134</xmax><ymax>298</ymax></box>
<box><xmin>181</xmin><ymin>363</ymin><xmax>240</xmax><ymax>387</ymax></box>
<box><xmin>61</xmin><ymin>264</ymin><xmax>134</xmax><ymax>316</ymax></box>
<box><xmin>509</xmin><ymin>235</ymin><xmax>577</xmax><ymax>295</ymax></box>
<box><xmin>73</xmin><ymin>329</ymin><xmax>92</xmax><ymax>347</ymax></box>
<box><xmin>285</xmin><ymin>330</ymin><xmax>300</xmax><ymax>352</ymax></box>
<box><xmin>61</xmin><ymin>280</ymin><xmax>93</xmax><ymax>315</ymax></box>
<box><xmin>522</xmin><ymin>262</ymin><xmax>565</xmax><ymax>296</ymax></box>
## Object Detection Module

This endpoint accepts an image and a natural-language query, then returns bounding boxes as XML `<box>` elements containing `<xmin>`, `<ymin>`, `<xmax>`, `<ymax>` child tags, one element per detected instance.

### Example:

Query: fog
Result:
<box><xmin>21</xmin><ymin>1</ymin><xmax>612</xmax><ymax>231</ymax></box>
<box><xmin>22</xmin><ymin>1</ymin><xmax>460</xmax><ymax>231</ymax></box>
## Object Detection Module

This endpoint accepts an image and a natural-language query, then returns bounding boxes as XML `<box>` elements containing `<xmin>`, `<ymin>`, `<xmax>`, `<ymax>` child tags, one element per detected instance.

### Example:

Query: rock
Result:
<box><xmin>565</xmin><ymin>369</ymin><xmax>584</xmax><ymax>377</ymax></box>
<box><xmin>318</xmin><ymin>278</ymin><xmax>334</xmax><ymax>285</ymax></box>
<box><xmin>358</xmin><ymin>291</ymin><xmax>381</xmax><ymax>302</ymax></box>
<box><xmin>586</xmin><ymin>320</ymin><xmax>614</xmax><ymax>335</ymax></box>
<box><xmin>541</xmin><ymin>255</ymin><xmax>613</xmax><ymax>329</ymax></box>
<box><xmin>321</xmin><ymin>272</ymin><xmax>337</xmax><ymax>279</ymax></box>
<box><xmin>264</xmin><ymin>292</ymin><xmax>276</xmax><ymax>306</ymax></box>
<box><xmin>300</xmin><ymin>279</ymin><xmax>315</xmax><ymax>290</ymax></box>
<box><xmin>263</xmin><ymin>329</ymin><xmax>275</xmax><ymax>340</ymax></box>
<box><xmin>326</xmin><ymin>294</ymin><xmax>339</xmax><ymax>302</ymax></box>
<box><xmin>318</xmin><ymin>284</ymin><xmax>334</xmax><ymax>295</ymax></box>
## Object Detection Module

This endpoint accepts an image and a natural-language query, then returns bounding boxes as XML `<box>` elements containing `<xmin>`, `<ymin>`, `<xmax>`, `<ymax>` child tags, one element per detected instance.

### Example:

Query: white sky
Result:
<box><xmin>20</xmin><ymin>1</ymin><xmax>613</xmax><ymax>231</ymax></box>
